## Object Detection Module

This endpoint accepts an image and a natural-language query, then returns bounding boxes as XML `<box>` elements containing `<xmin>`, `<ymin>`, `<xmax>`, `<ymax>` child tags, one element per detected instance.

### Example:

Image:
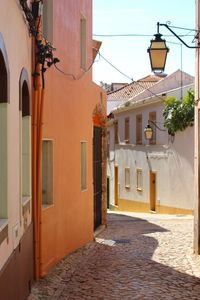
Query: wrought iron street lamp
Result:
<box><xmin>144</xmin><ymin>120</ymin><xmax>166</xmax><ymax>140</ymax></box>
<box><xmin>148</xmin><ymin>22</ymin><xmax>200</xmax><ymax>73</ymax></box>
<box><xmin>144</xmin><ymin>124</ymin><xmax>153</xmax><ymax>140</ymax></box>
<box><xmin>147</xmin><ymin>23</ymin><xmax>169</xmax><ymax>73</ymax></box>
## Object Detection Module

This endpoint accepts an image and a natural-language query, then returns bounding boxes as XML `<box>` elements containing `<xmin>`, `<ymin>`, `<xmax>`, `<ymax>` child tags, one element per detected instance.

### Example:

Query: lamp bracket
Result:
<box><xmin>148</xmin><ymin>120</ymin><xmax>166</xmax><ymax>131</ymax></box>
<box><xmin>157</xmin><ymin>22</ymin><xmax>200</xmax><ymax>49</ymax></box>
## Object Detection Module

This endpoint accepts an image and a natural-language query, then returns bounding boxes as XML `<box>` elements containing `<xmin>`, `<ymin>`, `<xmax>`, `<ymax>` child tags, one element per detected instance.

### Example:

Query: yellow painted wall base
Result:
<box><xmin>110</xmin><ymin>199</ymin><xmax>193</xmax><ymax>215</ymax></box>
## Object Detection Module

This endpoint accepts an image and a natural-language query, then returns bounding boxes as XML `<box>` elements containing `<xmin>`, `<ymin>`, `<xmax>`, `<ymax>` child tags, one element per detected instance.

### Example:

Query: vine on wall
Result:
<box><xmin>163</xmin><ymin>89</ymin><xmax>194</xmax><ymax>136</ymax></box>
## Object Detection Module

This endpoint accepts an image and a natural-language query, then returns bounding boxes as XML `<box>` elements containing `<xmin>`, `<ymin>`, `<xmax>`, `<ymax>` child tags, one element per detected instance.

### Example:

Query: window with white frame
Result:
<box><xmin>42</xmin><ymin>140</ymin><xmax>53</xmax><ymax>206</ymax></box>
<box><xmin>80</xmin><ymin>14</ymin><xmax>86</xmax><ymax>70</ymax></box>
<box><xmin>81</xmin><ymin>141</ymin><xmax>87</xmax><ymax>191</ymax></box>
<box><xmin>125</xmin><ymin>167</ymin><xmax>130</xmax><ymax>188</ymax></box>
<box><xmin>136</xmin><ymin>169</ymin><xmax>143</xmax><ymax>191</ymax></box>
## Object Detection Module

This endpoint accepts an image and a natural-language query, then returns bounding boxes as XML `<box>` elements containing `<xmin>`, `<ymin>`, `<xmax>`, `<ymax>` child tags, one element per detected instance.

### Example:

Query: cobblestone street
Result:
<box><xmin>29</xmin><ymin>211</ymin><xmax>200</xmax><ymax>299</ymax></box>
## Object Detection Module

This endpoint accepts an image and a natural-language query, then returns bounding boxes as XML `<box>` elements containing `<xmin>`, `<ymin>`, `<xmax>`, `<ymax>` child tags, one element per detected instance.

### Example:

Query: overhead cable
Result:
<box><xmin>98</xmin><ymin>52</ymin><xmax>165</xmax><ymax>101</ymax></box>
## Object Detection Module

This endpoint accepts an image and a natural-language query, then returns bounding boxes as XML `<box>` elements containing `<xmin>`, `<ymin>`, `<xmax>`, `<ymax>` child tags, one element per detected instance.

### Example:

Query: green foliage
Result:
<box><xmin>163</xmin><ymin>89</ymin><xmax>195</xmax><ymax>136</ymax></box>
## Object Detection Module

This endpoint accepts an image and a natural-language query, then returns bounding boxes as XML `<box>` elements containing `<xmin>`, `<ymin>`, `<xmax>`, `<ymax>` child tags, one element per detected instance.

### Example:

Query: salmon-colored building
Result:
<box><xmin>0</xmin><ymin>1</ymin><xmax>106</xmax><ymax>292</ymax></box>
<box><xmin>34</xmin><ymin>0</ymin><xmax>107</xmax><ymax>276</ymax></box>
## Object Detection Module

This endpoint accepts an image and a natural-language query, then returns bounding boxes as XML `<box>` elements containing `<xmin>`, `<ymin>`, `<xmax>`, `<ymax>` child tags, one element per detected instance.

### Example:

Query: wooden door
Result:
<box><xmin>114</xmin><ymin>166</ymin><xmax>119</xmax><ymax>206</ymax></box>
<box><xmin>107</xmin><ymin>177</ymin><xmax>110</xmax><ymax>209</ymax></box>
<box><xmin>150</xmin><ymin>171</ymin><xmax>156</xmax><ymax>211</ymax></box>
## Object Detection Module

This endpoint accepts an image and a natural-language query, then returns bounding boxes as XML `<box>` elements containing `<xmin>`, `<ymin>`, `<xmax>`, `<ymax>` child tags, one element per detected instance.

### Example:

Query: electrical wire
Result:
<box><xmin>54</xmin><ymin>64</ymin><xmax>76</xmax><ymax>80</ymax></box>
<box><xmin>53</xmin><ymin>56</ymin><xmax>99</xmax><ymax>80</ymax></box>
<box><xmin>131</xmin><ymin>77</ymin><xmax>166</xmax><ymax>102</ymax></box>
<box><xmin>98</xmin><ymin>52</ymin><xmax>165</xmax><ymax>101</ymax></box>
<box><xmin>98</xmin><ymin>53</ymin><xmax>133</xmax><ymax>81</ymax></box>
<box><xmin>93</xmin><ymin>33</ymin><xmax>194</xmax><ymax>37</ymax></box>
<box><xmin>166</xmin><ymin>24</ymin><xmax>197</xmax><ymax>32</ymax></box>
<box><xmin>94</xmin><ymin>34</ymin><xmax>155</xmax><ymax>37</ymax></box>
<box><xmin>93</xmin><ymin>24</ymin><xmax>197</xmax><ymax>38</ymax></box>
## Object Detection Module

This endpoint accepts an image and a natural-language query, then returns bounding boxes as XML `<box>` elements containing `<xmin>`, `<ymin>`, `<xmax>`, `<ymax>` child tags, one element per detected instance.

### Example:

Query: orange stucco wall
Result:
<box><xmin>40</xmin><ymin>0</ymin><xmax>106</xmax><ymax>274</ymax></box>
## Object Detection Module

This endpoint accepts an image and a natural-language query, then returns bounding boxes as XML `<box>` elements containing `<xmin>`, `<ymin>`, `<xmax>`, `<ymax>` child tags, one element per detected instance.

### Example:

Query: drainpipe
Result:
<box><xmin>32</xmin><ymin>1</ymin><xmax>44</xmax><ymax>279</ymax></box>
<box><xmin>36</xmin><ymin>86</ymin><xmax>45</xmax><ymax>277</ymax></box>
<box><xmin>32</xmin><ymin>68</ymin><xmax>41</xmax><ymax>279</ymax></box>
<box><xmin>18</xmin><ymin>0</ymin><xmax>41</xmax><ymax>279</ymax></box>
<box><xmin>20</xmin><ymin>0</ymin><xmax>54</xmax><ymax>278</ymax></box>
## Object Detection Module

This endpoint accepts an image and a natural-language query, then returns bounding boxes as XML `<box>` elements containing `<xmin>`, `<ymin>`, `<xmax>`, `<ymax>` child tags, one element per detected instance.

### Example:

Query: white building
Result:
<box><xmin>107</xmin><ymin>70</ymin><xmax>194</xmax><ymax>214</ymax></box>
<box><xmin>0</xmin><ymin>2</ymin><xmax>33</xmax><ymax>299</ymax></box>
<box><xmin>107</xmin><ymin>74</ymin><xmax>164</xmax><ymax>115</ymax></box>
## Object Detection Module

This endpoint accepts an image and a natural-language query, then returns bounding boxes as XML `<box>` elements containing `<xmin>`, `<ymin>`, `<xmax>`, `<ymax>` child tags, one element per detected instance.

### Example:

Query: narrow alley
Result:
<box><xmin>29</xmin><ymin>212</ymin><xmax>200</xmax><ymax>300</ymax></box>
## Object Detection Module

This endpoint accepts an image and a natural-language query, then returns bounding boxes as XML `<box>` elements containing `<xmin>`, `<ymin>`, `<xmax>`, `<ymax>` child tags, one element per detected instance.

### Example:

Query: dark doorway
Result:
<box><xmin>93</xmin><ymin>126</ymin><xmax>102</xmax><ymax>230</ymax></box>
<box><xmin>0</xmin><ymin>50</ymin><xmax>8</xmax><ymax>102</ymax></box>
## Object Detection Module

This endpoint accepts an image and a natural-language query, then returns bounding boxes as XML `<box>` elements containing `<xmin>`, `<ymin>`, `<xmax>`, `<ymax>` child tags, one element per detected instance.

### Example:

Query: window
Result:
<box><xmin>20</xmin><ymin>79</ymin><xmax>31</xmax><ymax>203</ymax></box>
<box><xmin>42</xmin><ymin>140</ymin><xmax>53</xmax><ymax>206</ymax></box>
<box><xmin>107</xmin><ymin>131</ymin><xmax>110</xmax><ymax>158</ymax></box>
<box><xmin>125</xmin><ymin>117</ymin><xmax>129</xmax><ymax>143</ymax></box>
<box><xmin>81</xmin><ymin>142</ymin><xmax>87</xmax><ymax>191</ymax></box>
<box><xmin>114</xmin><ymin>120</ymin><xmax>118</xmax><ymax>144</ymax></box>
<box><xmin>80</xmin><ymin>15</ymin><xmax>86</xmax><ymax>70</ymax></box>
<box><xmin>149</xmin><ymin>111</ymin><xmax>156</xmax><ymax>144</ymax></box>
<box><xmin>136</xmin><ymin>114</ymin><xmax>142</xmax><ymax>145</ymax></box>
<box><xmin>125</xmin><ymin>168</ymin><xmax>130</xmax><ymax>188</ymax></box>
<box><xmin>100</xmin><ymin>91</ymin><xmax>103</xmax><ymax>104</ymax></box>
<box><xmin>136</xmin><ymin>169</ymin><xmax>143</xmax><ymax>191</ymax></box>
<box><xmin>0</xmin><ymin>49</ymin><xmax>8</xmax><ymax>222</ymax></box>
<box><xmin>42</xmin><ymin>0</ymin><xmax>53</xmax><ymax>44</ymax></box>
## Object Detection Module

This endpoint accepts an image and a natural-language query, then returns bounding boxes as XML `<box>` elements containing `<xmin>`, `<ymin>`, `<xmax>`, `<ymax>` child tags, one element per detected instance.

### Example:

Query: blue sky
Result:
<box><xmin>92</xmin><ymin>0</ymin><xmax>195</xmax><ymax>84</ymax></box>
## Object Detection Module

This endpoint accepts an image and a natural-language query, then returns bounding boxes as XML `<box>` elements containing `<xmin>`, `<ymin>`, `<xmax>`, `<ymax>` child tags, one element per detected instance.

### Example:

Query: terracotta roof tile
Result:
<box><xmin>107</xmin><ymin>75</ymin><xmax>163</xmax><ymax>101</ymax></box>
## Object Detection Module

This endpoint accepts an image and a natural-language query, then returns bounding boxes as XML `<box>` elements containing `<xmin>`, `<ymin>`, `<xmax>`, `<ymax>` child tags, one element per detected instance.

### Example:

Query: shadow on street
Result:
<box><xmin>30</xmin><ymin>212</ymin><xmax>200</xmax><ymax>300</ymax></box>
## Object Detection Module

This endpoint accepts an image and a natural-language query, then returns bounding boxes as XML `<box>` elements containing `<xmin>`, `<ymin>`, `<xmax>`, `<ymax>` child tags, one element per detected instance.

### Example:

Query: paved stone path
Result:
<box><xmin>29</xmin><ymin>211</ymin><xmax>200</xmax><ymax>299</ymax></box>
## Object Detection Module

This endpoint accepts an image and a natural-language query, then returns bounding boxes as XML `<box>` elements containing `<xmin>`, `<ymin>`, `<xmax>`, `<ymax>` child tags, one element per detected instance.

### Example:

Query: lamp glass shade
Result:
<box><xmin>148</xmin><ymin>34</ymin><xmax>169</xmax><ymax>72</ymax></box>
<box><xmin>144</xmin><ymin>124</ymin><xmax>153</xmax><ymax>140</ymax></box>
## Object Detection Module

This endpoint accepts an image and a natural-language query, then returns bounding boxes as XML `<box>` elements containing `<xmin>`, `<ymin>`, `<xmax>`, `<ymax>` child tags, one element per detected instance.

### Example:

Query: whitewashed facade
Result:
<box><xmin>107</xmin><ymin>70</ymin><xmax>194</xmax><ymax>214</ymax></box>
<box><xmin>0</xmin><ymin>1</ymin><xmax>33</xmax><ymax>298</ymax></box>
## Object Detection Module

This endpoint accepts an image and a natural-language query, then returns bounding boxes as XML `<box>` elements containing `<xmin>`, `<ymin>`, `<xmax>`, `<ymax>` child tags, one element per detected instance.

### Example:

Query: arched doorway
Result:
<box><xmin>0</xmin><ymin>48</ymin><xmax>8</xmax><ymax>221</ymax></box>
<box><xmin>19</xmin><ymin>70</ymin><xmax>31</xmax><ymax>230</ymax></box>
<box><xmin>0</xmin><ymin>50</ymin><xmax>7</xmax><ymax>101</ymax></box>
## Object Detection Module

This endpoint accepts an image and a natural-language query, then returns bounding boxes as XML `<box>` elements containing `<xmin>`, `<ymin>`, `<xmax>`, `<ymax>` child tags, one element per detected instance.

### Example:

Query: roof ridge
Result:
<box><xmin>107</xmin><ymin>78</ymin><xmax>161</xmax><ymax>96</ymax></box>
